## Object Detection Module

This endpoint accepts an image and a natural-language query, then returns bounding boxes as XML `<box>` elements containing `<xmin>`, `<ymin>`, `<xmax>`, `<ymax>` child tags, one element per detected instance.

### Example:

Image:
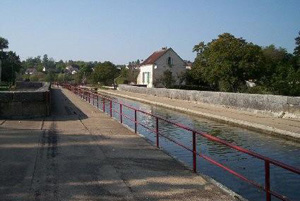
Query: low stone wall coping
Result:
<box><xmin>118</xmin><ymin>85</ymin><xmax>300</xmax><ymax>117</ymax></box>
<box><xmin>0</xmin><ymin>82</ymin><xmax>51</xmax><ymax>118</ymax></box>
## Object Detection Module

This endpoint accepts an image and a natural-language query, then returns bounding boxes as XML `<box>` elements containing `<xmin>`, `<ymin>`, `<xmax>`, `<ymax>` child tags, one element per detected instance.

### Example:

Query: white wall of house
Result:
<box><xmin>153</xmin><ymin>49</ymin><xmax>186</xmax><ymax>87</ymax></box>
<box><xmin>137</xmin><ymin>64</ymin><xmax>154</xmax><ymax>88</ymax></box>
<box><xmin>137</xmin><ymin>48</ymin><xmax>186</xmax><ymax>88</ymax></box>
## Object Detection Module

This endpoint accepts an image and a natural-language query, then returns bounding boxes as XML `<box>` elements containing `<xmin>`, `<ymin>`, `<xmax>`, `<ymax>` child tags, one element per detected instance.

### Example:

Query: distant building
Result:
<box><xmin>137</xmin><ymin>47</ymin><xmax>186</xmax><ymax>88</ymax></box>
<box><xmin>65</xmin><ymin>65</ymin><xmax>79</xmax><ymax>75</ymax></box>
<box><xmin>25</xmin><ymin>67</ymin><xmax>37</xmax><ymax>75</ymax></box>
<box><xmin>185</xmin><ymin>60</ymin><xmax>193</xmax><ymax>70</ymax></box>
<box><xmin>246</xmin><ymin>80</ymin><xmax>256</xmax><ymax>88</ymax></box>
<box><xmin>126</xmin><ymin>62</ymin><xmax>140</xmax><ymax>70</ymax></box>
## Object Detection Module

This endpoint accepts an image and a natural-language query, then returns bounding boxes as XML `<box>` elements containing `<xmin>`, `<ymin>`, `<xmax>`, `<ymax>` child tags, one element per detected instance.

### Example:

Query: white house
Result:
<box><xmin>136</xmin><ymin>47</ymin><xmax>186</xmax><ymax>88</ymax></box>
<box><xmin>65</xmin><ymin>65</ymin><xmax>79</xmax><ymax>75</ymax></box>
<box><xmin>25</xmin><ymin>67</ymin><xmax>37</xmax><ymax>75</ymax></box>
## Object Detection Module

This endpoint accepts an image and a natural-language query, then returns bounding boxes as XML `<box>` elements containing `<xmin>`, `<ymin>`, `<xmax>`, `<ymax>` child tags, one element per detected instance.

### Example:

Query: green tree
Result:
<box><xmin>55</xmin><ymin>60</ymin><xmax>66</xmax><ymax>73</ymax></box>
<box><xmin>0</xmin><ymin>37</ymin><xmax>22</xmax><ymax>84</ymax></box>
<box><xmin>42</xmin><ymin>54</ymin><xmax>56</xmax><ymax>72</ymax></box>
<box><xmin>0</xmin><ymin>37</ymin><xmax>9</xmax><ymax>50</ymax></box>
<box><xmin>56</xmin><ymin>73</ymin><xmax>71</xmax><ymax>82</ymax></box>
<box><xmin>159</xmin><ymin>70</ymin><xmax>175</xmax><ymax>88</ymax></box>
<box><xmin>293</xmin><ymin>31</ymin><xmax>300</xmax><ymax>69</ymax></box>
<box><xmin>45</xmin><ymin>71</ymin><xmax>56</xmax><ymax>82</ymax></box>
<box><xmin>115</xmin><ymin>67</ymin><xmax>129</xmax><ymax>84</ymax></box>
<box><xmin>192</xmin><ymin>33</ymin><xmax>265</xmax><ymax>92</ymax></box>
<box><xmin>0</xmin><ymin>51</ymin><xmax>22</xmax><ymax>84</ymax></box>
<box><xmin>262</xmin><ymin>45</ymin><xmax>300</xmax><ymax>96</ymax></box>
<box><xmin>21</xmin><ymin>56</ymin><xmax>43</xmax><ymax>76</ymax></box>
<box><xmin>116</xmin><ymin>66</ymin><xmax>140</xmax><ymax>84</ymax></box>
<box><xmin>294</xmin><ymin>31</ymin><xmax>300</xmax><ymax>57</ymax></box>
<box><xmin>42</xmin><ymin>54</ymin><xmax>49</xmax><ymax>66</ymax></box>
<box><xmin>92</xmin><ymin>61</ymin><xmax>118</xmax><ymax>85</ymax></box>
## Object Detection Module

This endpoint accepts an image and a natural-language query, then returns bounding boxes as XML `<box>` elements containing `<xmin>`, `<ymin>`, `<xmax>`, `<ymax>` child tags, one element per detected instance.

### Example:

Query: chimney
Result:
<box><xmin>162</xmin><ymin>47</ymin><xmax>167</xmax><ymax>50</ymax></box>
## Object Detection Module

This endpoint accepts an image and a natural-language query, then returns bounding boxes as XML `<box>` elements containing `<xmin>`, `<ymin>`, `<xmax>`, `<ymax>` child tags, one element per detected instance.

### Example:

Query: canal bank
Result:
<box><xmin>97</xmin><ymin>89</ymin><xmax>300</xmax><ymax>141</ymax></box>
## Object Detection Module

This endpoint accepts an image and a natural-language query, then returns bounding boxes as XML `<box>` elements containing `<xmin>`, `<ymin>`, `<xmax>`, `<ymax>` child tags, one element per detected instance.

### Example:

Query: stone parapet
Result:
<box><xmin>0</xmin><ymin>82</ymin><xmax>51</xmax><ymax>118</ymax></box>
<box><xmin>118</xmin><ymin>85</ymin><xmax>300</xmax><ymax>118</ymax></box>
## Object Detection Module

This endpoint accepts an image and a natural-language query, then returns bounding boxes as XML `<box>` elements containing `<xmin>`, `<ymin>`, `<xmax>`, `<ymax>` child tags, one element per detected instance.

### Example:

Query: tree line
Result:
<box><xmin>188</xmin><ymin>32</ymin><xmax>300</xmax><ymax>96</ymax></box>
<box><xmin>1</xmin><ymin>32</ymin><xmax>300</xmax><ymax>96</ymax></box>
<box><xmin>0</xmin><ymin>37</ymin><xmax>122</xmax><ymax>86</ymax></box>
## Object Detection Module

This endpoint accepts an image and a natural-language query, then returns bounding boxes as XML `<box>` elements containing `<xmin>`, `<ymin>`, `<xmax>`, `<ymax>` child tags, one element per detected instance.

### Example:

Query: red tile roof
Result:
<box><xmin>141</xmin><ymin>48</ymin><xmax>169</xmax><ymax>65</ymax></box>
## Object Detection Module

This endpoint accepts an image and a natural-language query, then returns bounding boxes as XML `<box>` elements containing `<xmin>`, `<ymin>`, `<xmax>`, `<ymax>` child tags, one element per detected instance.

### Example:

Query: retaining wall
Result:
<box><xmin>118</xmin><ymin>85</ymin><xmax>300</xmax><ymax>117</ymax></box>
<box><xmin>15</xmin><ymin>81</ymin><xmax>43</xmax><ymax>89</ymax></box>
<box><xmin>0</xmin><ymin>82</ymin><xmax>51</xmax><ymax>118</ymax></box>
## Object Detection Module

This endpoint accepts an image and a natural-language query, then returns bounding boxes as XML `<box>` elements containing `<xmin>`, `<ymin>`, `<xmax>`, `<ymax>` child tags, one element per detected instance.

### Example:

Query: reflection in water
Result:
<box><xmin>92</xmin><ymin>95</ymin><xmax>300</xmax><ymax>201</ymax></box>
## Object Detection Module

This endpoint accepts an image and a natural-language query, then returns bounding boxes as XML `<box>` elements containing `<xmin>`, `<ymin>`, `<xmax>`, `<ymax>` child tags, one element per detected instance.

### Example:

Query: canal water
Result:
<box><xmin>90</xmin><ymin>94</ymin><xmax>300</xmax><ymax>201</ymax></box>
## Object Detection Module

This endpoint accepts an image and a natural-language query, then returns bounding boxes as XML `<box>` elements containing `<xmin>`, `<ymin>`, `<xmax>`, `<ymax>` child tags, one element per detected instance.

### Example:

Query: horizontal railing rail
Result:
<box><xmin>58</xmin><ymin>83</ymin><xmax>300</xmax><ymax>201</ymax></box>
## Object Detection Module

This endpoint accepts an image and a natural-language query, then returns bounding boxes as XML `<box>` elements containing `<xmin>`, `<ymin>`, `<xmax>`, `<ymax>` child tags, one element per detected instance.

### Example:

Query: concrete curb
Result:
<box><xmin>97</xmin><ymin>89</ymin><xmax>300</xmax><ymax>141</ymax></box>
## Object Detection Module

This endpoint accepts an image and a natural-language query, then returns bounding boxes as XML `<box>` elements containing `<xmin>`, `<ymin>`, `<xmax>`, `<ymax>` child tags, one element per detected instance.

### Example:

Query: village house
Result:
<box><xmin>136</xmin><ymin>47</ymin><xmax>186</xmax><ymax>88</ymax></box>
<box><xmin>185</xmin><ymin>60</ymin><xmax>193</xmax><ymax>70</ymax></box>
<box><xmin>65</xmin><ymin>64</ymin><xmax>79</xmax><ymax>75</ymax></box>
<box><xmin>25</xmin><ymin>67</ymin><xmax>37</xmax><ymax>75</ymax></box>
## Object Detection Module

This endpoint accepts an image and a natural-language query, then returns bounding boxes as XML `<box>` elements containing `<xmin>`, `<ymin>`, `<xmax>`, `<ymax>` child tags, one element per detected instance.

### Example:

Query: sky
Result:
<box><xmin>1</xmin><ymin>0</ymin><xmax>300</xmax><ymax>64</ymax></box>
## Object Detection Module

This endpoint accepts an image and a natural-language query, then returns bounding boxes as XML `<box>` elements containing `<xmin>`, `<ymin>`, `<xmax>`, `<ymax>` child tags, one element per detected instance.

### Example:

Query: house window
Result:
<box><xmin>167</xmin><ymin>57</ymin><xmax>172</xmax><ymax>66</ymax></box>
<box><xmin>142</xmin><ymin>72</ymin><xmax>150</xmax><ymax>84</ymax></box>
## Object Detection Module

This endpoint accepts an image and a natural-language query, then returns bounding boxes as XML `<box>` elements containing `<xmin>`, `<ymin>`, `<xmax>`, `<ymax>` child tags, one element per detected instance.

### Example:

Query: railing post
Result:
<box><xmin>134</xmin><ymin>110</ymin><xmax>137</xmax><ymax>133</ymax></box>
<box><xmin>193</xmin><ymin>131</ymin><xmax>197</xmax><ymax>173</ymax></box>
<box><xmin>103</xmin><ymin>98</ymin><xmax>105</xmax><ymax>112</ymax></box>
<box><xmin>89</xmin><ymin>92</ymin><xmax>91</xmax><ymax>103</ymax></box>
<box><xmin>110</xmin><ymin>100</ymin><xmax>112</xmax><ymax>117</ymax></box>
<box><xmin>265</xmin><ymin>161</ymin><xmax>271</xmax><ymax>201</ymax></box>
<box><xmin>93</xmin><ymin>94</ymin><xmax>94</xmax><ymax>106</ymax></box>
<box><xmin>156</xmin><ymin>117</ymin><xmax>159</xmax><ymax>148</ymax></box>
<box><xmin>120</xmin><ymin>104</ymin><xmax>123</xmax><ymax>123</ymax></box>
<box><xmin>97</xmin><ymin>95</ymin><xmax>99</xmax><ymax>108</ymax></box>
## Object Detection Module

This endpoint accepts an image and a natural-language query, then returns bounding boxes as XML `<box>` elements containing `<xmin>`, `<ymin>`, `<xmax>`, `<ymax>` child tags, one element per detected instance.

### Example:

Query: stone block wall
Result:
<box><xmin>15</xmin><ymin>81</ymin><xmax>43</xmax><ymax>89</ymax></box>
<box><xmin>0</xmin><ymin>82</ymin><xmax>51</xmax><ymax>118</ymax></box>
<box><xmin>118</xmin><ymin>85</ymin><xmax>300</xmax><ymax>117</ymax></box>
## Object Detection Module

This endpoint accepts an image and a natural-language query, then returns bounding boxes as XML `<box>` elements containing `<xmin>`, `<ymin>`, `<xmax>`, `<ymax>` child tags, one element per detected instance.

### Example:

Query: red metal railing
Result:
<box><xmin>59</xmin><ymin>83</ymin><xmax>300</xmax><ymax>201</ymax></box>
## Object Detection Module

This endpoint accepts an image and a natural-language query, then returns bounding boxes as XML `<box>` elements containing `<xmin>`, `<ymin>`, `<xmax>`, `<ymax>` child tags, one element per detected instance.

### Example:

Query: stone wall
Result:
<box><xmin>118</xmin><ymin>85</ymin><xmax>300</xmax><ymax>117</ymax></box>
<box><xmin>0</xmin><ymin>82</ymin><xmax>51</xmax><ymax>118</ymax></box>
<box><xmin>15</xmin><ymin>81</ymin><xmax>43</xmax><ymax>89</ymax></box>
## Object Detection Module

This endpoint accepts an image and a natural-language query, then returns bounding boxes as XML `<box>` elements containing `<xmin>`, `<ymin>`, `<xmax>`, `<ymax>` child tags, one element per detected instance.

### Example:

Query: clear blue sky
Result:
<box><xmin>1</xmin><ymin>0</ymin><xmax>300</xmax><ymax>64</ymax></box>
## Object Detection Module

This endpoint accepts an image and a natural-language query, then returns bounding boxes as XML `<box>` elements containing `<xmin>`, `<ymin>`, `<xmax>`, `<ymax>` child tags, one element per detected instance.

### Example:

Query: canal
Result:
<box><xmin>90</xmin><ymin>93</ymin><xmax>300</xmax><ymax>201</ymax></box>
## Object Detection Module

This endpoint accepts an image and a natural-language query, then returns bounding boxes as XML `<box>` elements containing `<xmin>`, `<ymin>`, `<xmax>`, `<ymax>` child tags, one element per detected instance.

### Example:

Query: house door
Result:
<box><xmin>143</xmin><ymin>72</ymin><xmax>150</xmax><ymax>84</ymax></box>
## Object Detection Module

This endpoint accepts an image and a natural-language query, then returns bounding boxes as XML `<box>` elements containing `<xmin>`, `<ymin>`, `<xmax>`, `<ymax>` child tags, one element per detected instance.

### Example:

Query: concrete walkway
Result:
<box><xmin>97</xmin><ymin>89</ymin><xmax>300</xmax><ymax>140</ymax></box>
<box><xmin>0</xmin><ymin>87</ymin><xmax>237</xmax><ymax>201</ymax></box>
